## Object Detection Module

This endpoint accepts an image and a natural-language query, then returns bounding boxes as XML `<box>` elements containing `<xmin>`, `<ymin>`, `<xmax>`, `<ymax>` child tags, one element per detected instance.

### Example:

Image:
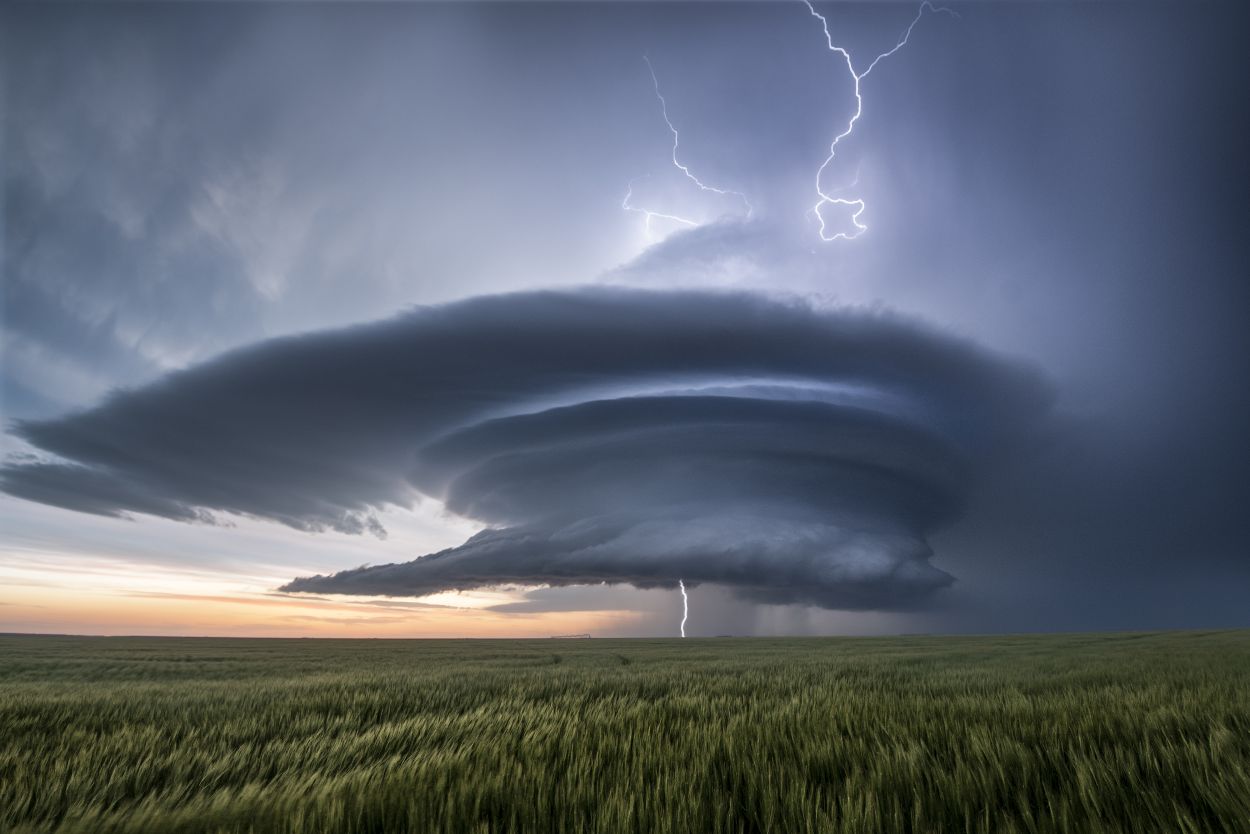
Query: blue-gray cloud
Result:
<box><xmin>2</xmin><ymin>288</ymin><xmax>1051</xmax><ymax>608</ymax></box>
<box><xmin>3</xmin><ymin>0</ymin><xmax>1247</xmax><ymax>629</ymax></box>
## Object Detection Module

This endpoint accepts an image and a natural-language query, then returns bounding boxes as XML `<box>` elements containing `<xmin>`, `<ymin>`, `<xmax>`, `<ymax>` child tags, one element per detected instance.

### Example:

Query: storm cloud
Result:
<box><xmin>2</xmin><ymin>0</ymin><xmax>1246</xmax><ymax>633</ymax></box>
<box><xmin>2</xmin><ymin>289</ymin><xmax>1050</xmax><ymax>608</ymax></box>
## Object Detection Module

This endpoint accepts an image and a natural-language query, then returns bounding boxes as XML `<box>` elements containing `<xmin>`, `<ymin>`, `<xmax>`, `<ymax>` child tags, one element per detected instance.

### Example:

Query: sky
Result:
<box><xmin>1</xmin><ymin>0</ymin><xmax>1247</xmax><ymax>637</ymax></box>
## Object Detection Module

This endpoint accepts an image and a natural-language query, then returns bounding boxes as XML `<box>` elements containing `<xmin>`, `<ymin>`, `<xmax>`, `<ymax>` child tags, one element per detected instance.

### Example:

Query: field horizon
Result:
<box><xmin>5</xmin><ymin>626</ymin><xmax>1243</xmax><ymax>641</ymax></box>
<box><xmin>3</xmin><ymin>629</ymin><xmax>1247</xmax><ymax>833</ymax></box>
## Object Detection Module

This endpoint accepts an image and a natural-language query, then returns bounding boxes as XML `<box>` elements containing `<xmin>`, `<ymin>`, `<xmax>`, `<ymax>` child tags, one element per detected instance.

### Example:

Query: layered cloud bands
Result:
<box><xmin>2</xmin><ymin>289</ymin><xmax>1051</xmax><ymax>608</ymax></box>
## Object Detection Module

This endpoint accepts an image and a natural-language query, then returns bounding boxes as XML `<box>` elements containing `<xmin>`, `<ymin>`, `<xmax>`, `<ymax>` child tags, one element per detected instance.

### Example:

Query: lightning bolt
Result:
<box><xmin>802</xmin><ymin>0</ymin><xmax>957</xmax><ymax>241</ymax></box>
<box><xmin>624</xmin><ymin>56</ymin><xmax>753</xmax><ymax>239</ymax></box>
<box><xmin>644</xmin><ymin>55</ymin><xmax>753</xmax><ymax>220</ymax></box>
<box><xmin>622</xmin><ymin>177</ymin><xmax>699</xmax><ymax>240</ymax></box>
<box><xmin>679</xmin><ymin>579</ymin><xmax>689</xmax><ymax>638</ymax></box>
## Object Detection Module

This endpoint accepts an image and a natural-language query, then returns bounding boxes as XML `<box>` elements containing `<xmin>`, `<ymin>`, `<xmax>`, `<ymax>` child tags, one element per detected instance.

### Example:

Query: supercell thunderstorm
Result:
<box><xmin>1</xmin><ymin>290</ymin><xmax>1052</xmax><ymax>610</ymax></box>
<box><xmin>0</xmin><ymin>2</ymin><xmax>1048</xmax><ymax>622</ymax></box>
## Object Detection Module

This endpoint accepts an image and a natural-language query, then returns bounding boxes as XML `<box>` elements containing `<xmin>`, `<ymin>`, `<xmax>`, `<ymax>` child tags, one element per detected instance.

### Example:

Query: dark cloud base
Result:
<box><xmin>2</xmin><ymin>288</ymin><xmax>1052</xmax><ymax>608</ymax></box>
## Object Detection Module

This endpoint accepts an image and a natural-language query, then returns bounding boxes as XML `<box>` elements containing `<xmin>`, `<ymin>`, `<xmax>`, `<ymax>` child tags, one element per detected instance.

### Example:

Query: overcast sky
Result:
<box><xmin>1</xmin><ymin>0</ymin><xmax>1247</xmax><ymax>637</ymax></box>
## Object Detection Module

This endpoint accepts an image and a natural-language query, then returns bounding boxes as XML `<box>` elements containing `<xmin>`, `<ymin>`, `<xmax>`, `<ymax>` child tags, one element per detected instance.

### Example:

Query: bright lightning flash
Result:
<box><xmin>644</xmin><ymin>56</ymin><xmax>753</xmax><ymax>220</ymax></box>
<box><xmin>679</xmin><ymin>579</ymin><xmax>689</xmax><ymax>638</ymax></box>
<box><xmin>622</xmin><ymin>178</ymin><xmax>699</xmax><ymax>240</ymax></box>
<box><xmin>624</xmin><ymin>56</ymin><xmax>753</xmax><ymax>239</ymax></box>
<box><xmin>802</xmin><ymin>0</ymin><xmax>957</xmax><ymax>241</ymax></box>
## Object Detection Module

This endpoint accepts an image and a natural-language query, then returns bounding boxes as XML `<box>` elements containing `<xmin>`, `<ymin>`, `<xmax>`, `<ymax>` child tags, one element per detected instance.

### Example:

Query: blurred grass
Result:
<box><xmin>1</xmin><ymin>631</ymin><xmax>1247</xmax><ymax>833</ymax></box>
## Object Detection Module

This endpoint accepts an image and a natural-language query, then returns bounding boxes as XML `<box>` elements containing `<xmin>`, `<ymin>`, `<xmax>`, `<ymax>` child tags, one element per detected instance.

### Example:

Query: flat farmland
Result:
<box><xmin>1</xmin><ymin>631</ymin><xmax>1247</xmax><ymax>833</ymax></box>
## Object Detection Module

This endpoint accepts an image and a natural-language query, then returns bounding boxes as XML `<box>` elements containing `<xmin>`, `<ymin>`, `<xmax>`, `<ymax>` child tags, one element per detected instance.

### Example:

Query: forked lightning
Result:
<box><xmin>802</xmin><ymin>0</ymin><xmax>957</xmax><ymax>240</ymax></box>
<box><xmin>624</xmin><ymin>56</ymin><xmax>753</xmax><ymax>238</ymax></box>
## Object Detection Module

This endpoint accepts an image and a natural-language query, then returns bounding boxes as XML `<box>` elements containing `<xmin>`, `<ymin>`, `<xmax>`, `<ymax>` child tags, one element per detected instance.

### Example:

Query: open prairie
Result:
<box><xmin>1</xmin><ymin>631</ymin><xmax>1248</xmax><ymax>833</ymax></box>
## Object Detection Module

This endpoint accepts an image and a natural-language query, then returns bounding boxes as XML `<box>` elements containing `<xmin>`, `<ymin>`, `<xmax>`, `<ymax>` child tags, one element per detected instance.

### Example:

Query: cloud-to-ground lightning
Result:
<box><xmin>679</xmin><ymin>579</ymin><xmax>689</xmax><ymax>638</ymax></box>
<box><xmin>624</xmin><ymin>56</ymin><xmax>753</xmax><ymax>239</ymax></box>
<box><xmin>802</xmin><ymin>0</ymin><xmax>957</xmax><ymax>241</ymax></box>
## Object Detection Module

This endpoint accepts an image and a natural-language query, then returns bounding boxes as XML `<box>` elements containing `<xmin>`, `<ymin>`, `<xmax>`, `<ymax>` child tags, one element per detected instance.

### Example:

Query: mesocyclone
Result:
<box><xmin>0</xmin><ymin>288</ymin><xmax>1052</xmax><ymax>609</ymax></box>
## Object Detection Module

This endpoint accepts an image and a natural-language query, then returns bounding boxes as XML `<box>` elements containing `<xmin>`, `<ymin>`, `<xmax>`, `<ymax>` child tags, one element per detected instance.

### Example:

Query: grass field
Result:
<box><xmin>1</xmin><ymin>631</ymin><xmax>1247</xmax><ymax>833</ymax></box>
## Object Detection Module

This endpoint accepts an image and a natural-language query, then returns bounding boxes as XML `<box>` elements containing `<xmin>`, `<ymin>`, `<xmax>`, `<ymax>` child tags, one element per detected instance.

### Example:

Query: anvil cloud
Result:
<box><xmin>2</xmin><ymin>289</ymin><xmax>1051</xmax><ymax>608</ymax></box>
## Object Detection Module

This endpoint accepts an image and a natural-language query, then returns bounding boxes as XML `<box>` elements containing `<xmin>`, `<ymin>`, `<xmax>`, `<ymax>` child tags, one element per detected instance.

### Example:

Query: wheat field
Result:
<box><xmin>1</xmin><ymin>631</ymin><xmax>1247</xmax><ymax>833</ymax></box>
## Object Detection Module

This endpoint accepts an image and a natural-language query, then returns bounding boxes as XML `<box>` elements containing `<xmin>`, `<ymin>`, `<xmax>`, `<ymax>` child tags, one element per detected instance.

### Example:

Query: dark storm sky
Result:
<box><xmin>1</xmin><ymin>1</ymin><xmax>1247</xmax><ymax>634</ymax></box>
